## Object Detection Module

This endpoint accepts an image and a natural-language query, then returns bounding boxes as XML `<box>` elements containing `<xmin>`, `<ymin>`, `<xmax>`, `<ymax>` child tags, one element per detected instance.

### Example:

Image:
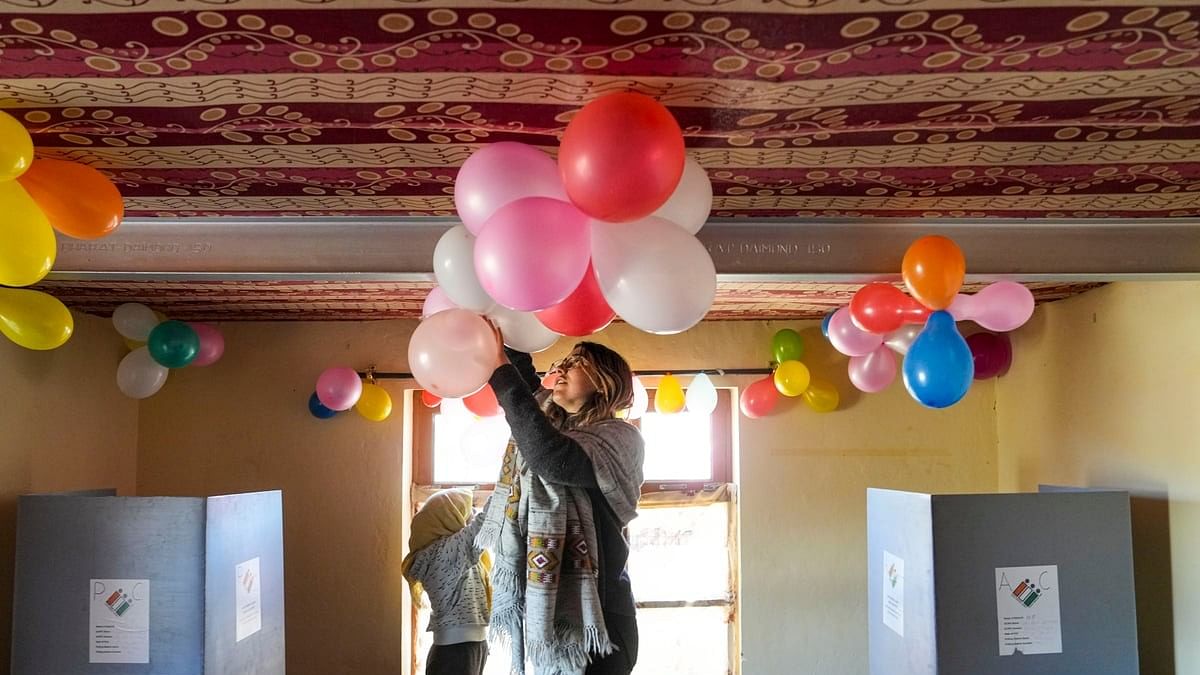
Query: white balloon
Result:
<box><xmin>651</xmin><ymin>156</ymin><xmax>713</xmax><ymax>235</ymax></box>
<box><xmin>487</xmin><ymin>305</ymin><xmax>559</xmax><ymax>353</ymax></box>
<box><xmin>112</xmin><ymin>303</ymin><xmax>160</xmax><ymax>341</ymax></box>
<box><xmin>627</xmin><ymin>376</ymin><xmax>648</xmax><ymax>420</ymax></box>
<box><xmin>433</xmin><ymin>225</ymin><xmax>496</xmax><ymax>312</ymax></box>
<box><xmin>884</xmin><ymin>324</ymin><xmax>922</xmax><ymax>355</ymax></box>
<box><xmin>117</xmin><ymin>346</ymin><xmax>168</xmax><ymax>399</ymax></box>
<box><xmin>592</xmin><ymin>216</ymin><xmax>716</xmax><ymax>335</ymax></box>
<box><xmin>685</xmin><ymin>372</ymin><xmax>719</xmax><ymax>416</ymax></box>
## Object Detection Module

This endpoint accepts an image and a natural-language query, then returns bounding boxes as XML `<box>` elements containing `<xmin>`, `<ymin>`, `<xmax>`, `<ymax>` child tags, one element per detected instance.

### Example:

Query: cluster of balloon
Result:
<box><xmin>826</xmin><ymin>236</ymin><xmax>1034</xmax><ymax>408</ymax></box>
<box><xmin>740</xmin><ymin>329</ymin><xmax>840</xmax><ymax>419</ymax></box>
<box><xmin>112</xmin><ymin>303</ymin><xmax>225</xmax><ymax>399</ymax></box>
<box><xmin>309</xmin><ymin>367</ymin><xmax>394</xmax><ymax>422</ymax></box>
<box><xmin>0</xmin><ymin>112</ymin><xmax>125</xmax><ymax>351</ymax></box>
<box><xmin>412</xmin><ymin>92</ymin><xmax>716</xmax><ymax>399</ymax></box>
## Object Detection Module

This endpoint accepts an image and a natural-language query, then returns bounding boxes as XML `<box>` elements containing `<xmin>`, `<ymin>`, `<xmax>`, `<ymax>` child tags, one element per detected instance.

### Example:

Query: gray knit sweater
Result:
<box><xmin>405</xmin><ymin>507</ymin><xmax>490</xmax><ymax>645</ymax></box>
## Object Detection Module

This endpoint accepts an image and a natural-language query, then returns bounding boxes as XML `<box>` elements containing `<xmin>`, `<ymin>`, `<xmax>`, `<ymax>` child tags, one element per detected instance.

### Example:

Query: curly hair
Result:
<box><xmin>543</xmin><ymin>342</ymin><xmax>635</xmax><ymax>431</ymax></box>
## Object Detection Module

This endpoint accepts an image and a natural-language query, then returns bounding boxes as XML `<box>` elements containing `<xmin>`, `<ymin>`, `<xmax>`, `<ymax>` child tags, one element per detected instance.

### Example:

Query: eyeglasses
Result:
<box><xmin>548</xmin><ymin>353</ymin><xmax>588</xmax><ymax>375</ymax></box>
<box><xmin>547</xmin><ymin>353</ymin><xmax>609</xmax><ymax>396</ymax></box>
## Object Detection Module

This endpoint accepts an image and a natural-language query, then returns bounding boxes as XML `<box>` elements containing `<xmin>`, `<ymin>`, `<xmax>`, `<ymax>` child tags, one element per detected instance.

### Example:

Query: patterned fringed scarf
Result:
<box><xmin>475</xmin><ymin>440</ymin><xmax>610</xmax><ymax>675</ymax></box>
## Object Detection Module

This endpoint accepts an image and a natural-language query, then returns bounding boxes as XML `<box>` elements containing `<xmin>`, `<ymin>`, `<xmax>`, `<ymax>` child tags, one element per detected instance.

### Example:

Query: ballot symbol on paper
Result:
<box><xmin>241</xmin><ymin>567</ymin><xmax>255</xmax><ymax>593</ymax></box>
<box><xmin>105</xmin><ymin>589</ymin><xmax>133</xmax><ymax>617</ymax></box>
<box><xmin>1011</xmin><ymin>578</ymin><xmax>1042</xmax><ymax>608</ymax></box>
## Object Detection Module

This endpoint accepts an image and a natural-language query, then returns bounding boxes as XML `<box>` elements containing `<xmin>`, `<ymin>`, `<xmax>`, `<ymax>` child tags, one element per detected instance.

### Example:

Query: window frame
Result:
<box><xmin>410</xmin><ymin>387</ymin><xmax>733</xmax><ymax>494</ymax></box>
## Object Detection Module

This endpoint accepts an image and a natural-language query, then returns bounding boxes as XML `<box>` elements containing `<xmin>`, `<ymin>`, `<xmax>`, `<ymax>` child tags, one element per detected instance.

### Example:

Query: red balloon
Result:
<box><xmin>850</xmin><ymin>283</ymin><xmax>930</xmax><ymax>334</ymax></box>
<box><xmin>966</xmin><ymin>331</ymin><xmax>1013</xmax><ymax>380</ymax></box>
<box><xmin>421</xmin><ymin>390</ymin><xmax>442</xmax><ymax>408</ymax></box>
<box><xmin>739</xmin><ymin>376</ymin><xmax>780</xmax><ymax>419</ymax></box>
<box><xmin>464</xmin><ymin>384</ymin><xmax>502</xmax><ymax>417</ymax></box>
<box><xmin>535</xmin><ymin>262</ymin><xmax>615</xmax><ymax>336</ymax></box>
<box><xmin>540</xmin><ymin>371</ymin><xmax>558</xmax><ymax>390</ymax></box>
<box><xmin>559</xmin><ymin>92</ymin><xmax>685</xmax><ymax>223</ymax></box>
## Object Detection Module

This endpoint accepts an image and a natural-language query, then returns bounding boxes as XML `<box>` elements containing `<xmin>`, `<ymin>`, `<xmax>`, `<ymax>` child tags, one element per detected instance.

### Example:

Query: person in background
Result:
<box><xmin>476</xmin><ymin>332</ymin><xmax>645</xmax><ymax>675</ymax></box>
<box><xmin>402</xmin><ymin>488</ymin><xmax>492</xmax><ymax>675</ymax></box>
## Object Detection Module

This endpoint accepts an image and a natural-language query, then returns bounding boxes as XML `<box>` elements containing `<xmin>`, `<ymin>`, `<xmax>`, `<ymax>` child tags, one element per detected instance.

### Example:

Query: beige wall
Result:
<box><xmin>0</xmin><ymin>312</ymin><xmax>139</xmax><ymax>673</ymax></box>
<box><xmin>997</xmin><ymin>281</ymin><xmax>1200</xmax><ymax>675</ymax></box>
<box><xmin>136</xmin><ymin>320</ymin><xmax>419</xmax><ymax>675</ymax></box>
<box><xmin>134</xmin><ymin>318</ymin><xmax>997</xmax><ymax>675</ymax></box>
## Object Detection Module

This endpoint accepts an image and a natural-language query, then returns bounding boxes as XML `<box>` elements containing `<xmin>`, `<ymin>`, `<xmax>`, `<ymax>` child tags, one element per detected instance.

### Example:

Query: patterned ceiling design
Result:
<box><xmin>2</xmin><ymin>0</ymin><xmax>1199</xmax><ymax>219</ymax></box>
<box><xmin>37</xmin><ymin>279</ymin><xmax>1100</xmax><ymax>321</ymax></box>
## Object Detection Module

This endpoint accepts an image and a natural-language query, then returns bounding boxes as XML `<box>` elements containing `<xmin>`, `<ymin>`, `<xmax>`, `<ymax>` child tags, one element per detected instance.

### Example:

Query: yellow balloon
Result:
<box><xmin>355</xmin><ymin>382</ymin><xmax>393</xmax><ymax>422</ymax></box>
<box><xmin>124</xmin><ymin>337</ymin><xmax>145</xmax><ymax>351</ymax></box>
<box><xmin>0</xmin><ymin>287</ymin><xmax>74</xmax><ymax>350</ymax></box>
<box><xmin>773</xmin><ymin>360</ymin><xmax>811</xmax><ymax>397</ymax></box>
<box><xmin>0</xmin><ymin>181</ymin><xmax>56</xmax><ymax>287</ymax></box>
<box><xmin>654</xmin><ymin>373</ymin><xmax>686</xmax><ymax>414</ymax></box>
<box><xmin>153</xmin><ymin>310</ymin><xmax>168</xmax><ymax>323</ymax></box>
<box><xmin>801</xmin><ymin>379</ymin><xmax>840</xmax><ymax>413</ymax></box>
<box><xmin>0</xmin><ymin>110</ymin><xmax>33</xmax><ymax>182</ymax></box>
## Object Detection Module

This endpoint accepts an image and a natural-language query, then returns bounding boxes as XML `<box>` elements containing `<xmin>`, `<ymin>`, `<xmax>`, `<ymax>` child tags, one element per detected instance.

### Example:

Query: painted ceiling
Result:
<box><xmin>1</xmin><ymin>0</ymin><xmax>1197</xmax><ymax>221</ymax></box>
<box><xmin>37</xmin><ymin>279</ymin><xmax>1099</xmax><ymax>321</ymax></box>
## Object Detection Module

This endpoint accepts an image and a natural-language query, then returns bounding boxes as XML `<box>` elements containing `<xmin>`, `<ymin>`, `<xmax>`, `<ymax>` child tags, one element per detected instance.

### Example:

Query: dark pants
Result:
<box><xmin>427</xmin><ymin>640</ymin><xmax>488</xmax><ymax>675</ymax></box>
<box><xmin>586</xmin><ymin>612</ymin><xmax>639</xmax><ymax>675</ymax></box>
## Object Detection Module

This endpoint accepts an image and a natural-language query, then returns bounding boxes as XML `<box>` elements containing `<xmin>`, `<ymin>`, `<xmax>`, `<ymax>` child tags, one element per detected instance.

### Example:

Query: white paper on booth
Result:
<box><xmin>89</xmin><ymin>579</ymin><xmax>150</xmax><ymax>663</ymax></box>
<box><xmin>882</xmin><ymin>550</ymin><xmax>904</xmax><ymax>637</ymax></box>
<box><xmin>236</xmin><ymin>557</ymin><xmax>262</xmax><ymax>642</ymax></box>
<box><xmin>995</xmin><ymin>565</ymin><xmax>1062</xmax><ymax>655</ymax></box>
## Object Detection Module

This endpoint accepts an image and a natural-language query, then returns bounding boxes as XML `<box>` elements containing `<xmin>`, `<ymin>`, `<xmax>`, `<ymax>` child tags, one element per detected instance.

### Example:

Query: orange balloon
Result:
<box><xmin>901</xmin><ymin>236</ymin><xmax>965</xmax><ymax>310</ymax></box>
<box><xmin>17</xmin><ymin>159</ymin><xmax>124</xmax><ymax>240</ymax></box>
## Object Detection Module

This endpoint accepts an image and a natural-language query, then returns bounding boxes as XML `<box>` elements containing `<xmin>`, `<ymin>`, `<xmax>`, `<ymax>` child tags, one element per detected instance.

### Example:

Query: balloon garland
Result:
<box><xmin>0</xmin><ymin>111</ymin><xmax>125</xmax><ymax>351</ymax></box>
<box><xmin>412</xmin><ymin>93</ymin><xmax>716</xmax><ymax>400</ymax></box>
<box><xmin>112</xmin><ymin>303</ymin><xmax>225</xmax><ymax>399</ymax></box>
<box><xmin>740</xmin><ymin>328</ymin><xmax>841</xmax><ymax>419</ymax></box>
<box><xmin>827</xmin><ymin>236</ymin><xmax>1034</xmax><ymax>408</ymax></box>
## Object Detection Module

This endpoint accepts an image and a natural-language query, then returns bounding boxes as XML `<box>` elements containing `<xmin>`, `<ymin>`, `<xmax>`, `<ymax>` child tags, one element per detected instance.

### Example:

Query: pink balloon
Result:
<box><xmin>848</xmin><ymin>345</ymin><xmax>897</xmax><ymax>393</ymax></box>
<box><xmin>187</xmin><ymin>322</ymin><xmax>225</xmax><ymax>367</ymax></box>
<box><xmin>828</xmin><ymin>307</ymin><xmax>884</xmax><ymax>357</ymax></box>
<box><xmin>474</xmin><ymin>197</ymin><xmax>591</xmax><ymax>312</ymax></box>
<box><xmin>316</xmin><ymin>366</ymin><xmax>362</xmax><ymax>411</ymax></box>
<box><xmin>421</xmin><ymin>286</ymin><xmax>458</xmax><ymax>319</ymax></box>
<box><xmin>454</xmin><ymin>142</ymin><xmax>567</xmax><ymax>235</ymax></box>
<box><xmin>949</xmin><ymin>281</ymin><xmax>1035</xmax><ymax>332</ymax></box>
<box><xmin>408</xmin><ymin>309</ymin><xmax>497</xmax><ymax>398</ymax></box>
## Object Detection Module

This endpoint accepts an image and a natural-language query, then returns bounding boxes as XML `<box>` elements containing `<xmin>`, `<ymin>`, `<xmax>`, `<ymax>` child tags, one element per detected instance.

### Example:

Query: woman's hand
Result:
<box><xmin>490</xmin><ymin>320</ymin><xmax>510</xmax><ymax>369</ymax></box>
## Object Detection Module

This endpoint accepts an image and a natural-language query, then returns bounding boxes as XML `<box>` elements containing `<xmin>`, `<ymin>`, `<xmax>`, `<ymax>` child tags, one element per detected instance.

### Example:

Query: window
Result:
<box><xmin>409</xmin><ymin>386</ymin><xmax>739</xmax><ymax>675</ymax></box>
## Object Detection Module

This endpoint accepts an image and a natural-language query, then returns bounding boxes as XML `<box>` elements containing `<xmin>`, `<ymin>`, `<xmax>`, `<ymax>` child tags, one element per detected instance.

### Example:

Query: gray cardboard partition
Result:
<box><xmin>11</xmin><ymin>490</ymin><xmax>284</xmax><ymax>675</ymax></box>
<box><xmin>867</xmin><ymin>489</ymin><xmax>937</xmax><ymax>675</ymax></box>
<box><xmin>868</xmin><ymin>488</ymin><xmax>1139</xmax><ymax>675</ymax></box>
<box><xmin>204</xmin><ymin>491</ymin><xmax>286</xmax><ymax>674</ymax></box>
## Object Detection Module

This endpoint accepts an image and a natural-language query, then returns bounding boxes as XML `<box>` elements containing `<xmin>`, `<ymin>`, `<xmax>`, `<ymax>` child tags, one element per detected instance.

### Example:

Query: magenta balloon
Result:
<box><xmin>848</xmin><ymin>345</ymin><xmax>897</xmax><ymax>393</ymax></box>
<box><xmin>967</xmin><ymin>331</ymin><xmax>1013</xmax><ymax>379</ymax></box>
<box><xmin>949</xmin><ymin>281</ymin><xmax>1035</xmax><ymax>332</ymax></box>
<box><xmin>316</xmin><ymin>366</ymin><xmax>363</xmax><ymax>411</ymax></box>
<box><xmin>454</xmin><ymin>142</ymin><xmax>567</xmax><ymax>235</ymax></box>
<box><xmin>474</xmin><ymin>197</ymin><xmax>591</xmax><ymax>312</ymax></box>
<box><xmin>187</xmin><ymin>322</ymin><xmax>225</xmax><ymax>367</ymax></box>
<box><xmin>408</xmin><ymin>309</ymin><xmax>497</xmax><ymax>398</ymax></box>
<box><xmin>421</xmin><ymin>286</ymin><xmax>458</xmax><ymax>319</ymax></box>
<box><xmin>828</xmin><ymin>307</ymin><xmax>884</xmax><ymax>357</ymax></box>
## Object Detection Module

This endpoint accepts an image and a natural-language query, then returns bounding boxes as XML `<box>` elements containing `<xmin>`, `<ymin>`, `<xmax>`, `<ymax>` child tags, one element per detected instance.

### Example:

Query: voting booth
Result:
<box><xmin>11</xmin><ymin>489</ymin><xmax>285</xmax><ymax>675</ymax></box>
<box><xmin>867</xmin><ymin>487</ymin><xmax>1139</xmax><ymax>675</ymax></box>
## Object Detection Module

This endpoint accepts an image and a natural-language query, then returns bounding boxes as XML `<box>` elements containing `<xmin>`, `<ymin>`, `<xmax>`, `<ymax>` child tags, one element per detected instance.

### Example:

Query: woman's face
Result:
<box><xmin>549</xmin><ymin>351</ymin><xmax>598</xmax><ymax>413</ymax></box>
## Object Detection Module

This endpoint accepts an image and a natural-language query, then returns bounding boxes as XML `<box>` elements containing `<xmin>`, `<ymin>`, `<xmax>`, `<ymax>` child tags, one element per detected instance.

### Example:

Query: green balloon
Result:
<box><xmin>772</xmin><ymin>328</ymin><xmax>805</xmax><ymax>363</ymax></box>
<box><xmin>148</xmin><ymin>320</ymin><xmax>200</xmax><ymax>368</ymax></box>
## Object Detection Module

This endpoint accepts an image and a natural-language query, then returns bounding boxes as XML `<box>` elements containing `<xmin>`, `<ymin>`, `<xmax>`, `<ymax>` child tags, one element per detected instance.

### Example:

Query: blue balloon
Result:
<box><xmin>308</xmin><ymin>392</ymin><xmax>337</xmax><ymax>419</ymax></box>
<box><xmin>821</xmin><ymin>310</ymin><xmax>836</xmax><ymax>338</ymax></box>
<box><xmin>902</xmin><ymin>311</ymin><xmax>974</xmax><ymax>409</ymax></box>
